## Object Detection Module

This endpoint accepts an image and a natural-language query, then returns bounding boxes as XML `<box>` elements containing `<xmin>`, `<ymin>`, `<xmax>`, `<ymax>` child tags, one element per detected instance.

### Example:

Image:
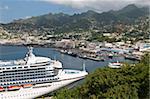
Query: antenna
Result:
<box><xmin>54</xmin><ymin>55</ymin><xmax>56</xmax><ymax>60</ymax></box>
<box><xmin>53</xmin><ymin>49</ymin><xmax>56</xmax><ymax>60</ymax></box>
<box><xmin>82</xmin><ymin>61</ymin><xmax>86</xmax><ymax>71</ymax></box>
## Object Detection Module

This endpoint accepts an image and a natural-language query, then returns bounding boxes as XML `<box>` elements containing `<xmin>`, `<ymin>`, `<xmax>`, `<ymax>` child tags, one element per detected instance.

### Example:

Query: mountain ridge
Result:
<box><xmin>1</xmin><ymin>4</ymin><xmax>149</xmax><ymax>34</ymax></box>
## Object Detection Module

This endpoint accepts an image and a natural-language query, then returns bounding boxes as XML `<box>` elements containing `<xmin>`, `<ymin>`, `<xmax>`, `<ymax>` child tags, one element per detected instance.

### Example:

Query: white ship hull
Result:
<box><xmin>0</xmin><ymin>76</ymin><xmax>84</xmax><ymax>99</ymax></box>
<box><xmin>0</xmin><ymin>47</ymin><xmax>88</xmax><ymax>99</ymax></box>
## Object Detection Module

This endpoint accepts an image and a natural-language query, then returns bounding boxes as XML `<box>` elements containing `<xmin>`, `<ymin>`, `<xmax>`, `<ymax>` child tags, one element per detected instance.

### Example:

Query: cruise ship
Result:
<box><xmin>0</xmin><ymin>47</ymin><xmax>88</xmax><ymax>99</ymax></box>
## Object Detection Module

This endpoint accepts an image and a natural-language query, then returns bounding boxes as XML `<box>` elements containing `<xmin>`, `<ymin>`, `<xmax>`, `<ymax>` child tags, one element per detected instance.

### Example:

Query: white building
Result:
<box><xmin>55</xmin><ymin>39</ymin><xmax>75</xmax><ymax>48</ymax></box>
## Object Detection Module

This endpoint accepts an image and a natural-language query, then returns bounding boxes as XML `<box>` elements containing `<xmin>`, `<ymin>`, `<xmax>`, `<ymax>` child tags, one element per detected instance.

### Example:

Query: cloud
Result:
<box><xmin>24</xmin><ymin>16</ymin><xmax>32</xmax><ymax>19</ymax></box>
<box><xmin>43</xmin><ymin>0</ymin><xmax>150</xmax><ymax>12</ymax></box>
<box><xmin>0</xmin><ymin>5</ymin><xmax>9</xmax><ymax>10</ymax></box>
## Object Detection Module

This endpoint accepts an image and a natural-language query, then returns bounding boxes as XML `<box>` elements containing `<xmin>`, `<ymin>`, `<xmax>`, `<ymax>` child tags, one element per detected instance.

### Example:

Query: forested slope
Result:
<box><xmin>53</xmin><ymin>53</ymin><xmax>149</xmax><ymax>99</ymax></box>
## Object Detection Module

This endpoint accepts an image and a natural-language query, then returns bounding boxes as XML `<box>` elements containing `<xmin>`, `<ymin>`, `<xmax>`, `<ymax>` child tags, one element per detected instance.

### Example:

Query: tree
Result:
<box><xmin>53</xmin><ymin>54</ymin><xmax>149</xmax><ymax>99</ymax></box>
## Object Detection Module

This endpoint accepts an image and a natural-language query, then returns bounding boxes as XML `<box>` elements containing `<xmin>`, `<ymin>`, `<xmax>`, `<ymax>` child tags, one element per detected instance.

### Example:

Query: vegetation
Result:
<box><xmin>88</xmin><ymin>32</ymin><xmax>117</xmax><ymax>42</ymax></box>
<box><xmin>53</xmin><ymin>54</ymin><xmax>149</xmax><ymax>99</ymax></box>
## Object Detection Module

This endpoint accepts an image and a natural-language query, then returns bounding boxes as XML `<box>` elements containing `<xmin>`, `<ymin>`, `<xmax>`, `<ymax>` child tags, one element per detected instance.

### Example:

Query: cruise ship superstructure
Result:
<box><xmin>0</xmin><ymin>47</ymin><xmax>88</xmax><ymax>99</ymax></box>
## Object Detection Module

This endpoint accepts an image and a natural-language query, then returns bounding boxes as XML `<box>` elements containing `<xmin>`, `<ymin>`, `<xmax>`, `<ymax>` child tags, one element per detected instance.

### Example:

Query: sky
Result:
<box><xmin>0</xmin><ymin>0</ymin><xmax>149</xmax><ymax>23</ymax></box>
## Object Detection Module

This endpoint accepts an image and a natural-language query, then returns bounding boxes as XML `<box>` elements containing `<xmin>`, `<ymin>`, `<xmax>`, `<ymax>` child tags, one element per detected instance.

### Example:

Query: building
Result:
<box><xmin>55</xmin><ymin>39</ymin><xmax>75</xmax><ymax>48</ymax></box>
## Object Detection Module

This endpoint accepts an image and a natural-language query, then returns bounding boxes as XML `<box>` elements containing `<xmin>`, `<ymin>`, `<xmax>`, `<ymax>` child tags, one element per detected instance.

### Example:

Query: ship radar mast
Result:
<box><xmin>28</xmin><ymin>47</ymin><xmax>34</xmax><ymax>57</ymax></box>
<box><xmin>25</xmin><ymin>47</ymin><xmax>35</xmax><ymax>64</ymax></box>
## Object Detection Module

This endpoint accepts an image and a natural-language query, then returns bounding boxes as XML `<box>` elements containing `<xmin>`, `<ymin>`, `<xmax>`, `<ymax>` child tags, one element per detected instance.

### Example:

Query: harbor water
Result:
<box><xmin>0</xmin><ymin>45</ymin><xmax>136</xmax><ymax>73</ymax></box>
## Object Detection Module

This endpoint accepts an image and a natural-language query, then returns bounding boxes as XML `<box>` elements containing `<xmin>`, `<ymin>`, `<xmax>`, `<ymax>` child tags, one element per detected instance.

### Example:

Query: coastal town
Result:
<box><xmin>0</xmin><ymin>24</ymin><xmax>149</xmax><ymax>62</ymax></box>
<box><xmin>0</xmin><ymin>4</ymin><xmax>149</xmax><ymax>63</ymax></box>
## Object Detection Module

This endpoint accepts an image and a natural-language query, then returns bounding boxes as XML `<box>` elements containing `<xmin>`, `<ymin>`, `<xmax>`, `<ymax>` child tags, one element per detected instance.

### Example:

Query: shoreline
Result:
<box><xmin>0</xmin><ymin>43</ymin><xmax>105</xmax><ymax>61</ymax></box>
<box><xmin>0</xmin><ymin>43</ymin><xmax>141</xmax><ymax>62</ymax></box>
<box><xmin>0</xmin><ymin>43</ymin><xmax>55</xmax><ymax>48</ymax></box>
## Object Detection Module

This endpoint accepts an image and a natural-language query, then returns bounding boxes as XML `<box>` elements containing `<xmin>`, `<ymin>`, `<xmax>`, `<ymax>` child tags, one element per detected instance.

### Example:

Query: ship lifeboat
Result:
<box><xmin>8</xmin><ymin>86</ymin><xmax>22</xmax><ymax>90</ymax></box>
<box><xmin>0</xmin><ymin>86</ymin><xmax>4</xmax><ymax>91</ymax></box>
<box><xmin>23</xmin><ymin>84</ymin><xmax>32</xmax><ymax>88</ymax></box>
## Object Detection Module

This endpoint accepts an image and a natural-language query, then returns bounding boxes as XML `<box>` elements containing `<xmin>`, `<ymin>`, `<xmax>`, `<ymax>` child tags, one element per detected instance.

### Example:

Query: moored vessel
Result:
<box><xmin>108</xmin><ymin>61</ymin><xmax>123</xmax><ymax>68</ymax></box>
<box><xmin>0</xmin><ymin>47</ymin><xmax>88</xmax><ymax>99</ymax></box>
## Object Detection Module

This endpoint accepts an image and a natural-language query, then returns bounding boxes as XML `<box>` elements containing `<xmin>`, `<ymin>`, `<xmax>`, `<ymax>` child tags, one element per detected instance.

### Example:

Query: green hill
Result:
<box><xmin>53</xmin><ymin>53</ymin><xmax>149</xmax><ymax>99</ymax></box>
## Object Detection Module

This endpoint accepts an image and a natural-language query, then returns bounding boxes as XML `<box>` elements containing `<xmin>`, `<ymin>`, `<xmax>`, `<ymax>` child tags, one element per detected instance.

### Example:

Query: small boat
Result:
<box><xmin>87</xmin><ymin>57</ymin><xmax>105</xmax><ymax>61</ymax></box>
<box><xmin>67</xmin><ymin>51</ymin><xmax>72</xmax><ymax>54</ymax></box>
<box><xmin>8</xmin><ymin>86</ymin><xmax>22</xmax><ymax>90</ymax></box>
<box><xmin>67</xmin><ymin>51</ymin><xmax>77</xmax><ymax>57</ymax></box>
<box><xmin>70</xmin><ymin>53</ymin><xmax>77</xmax><ymax>57</ymax></box>
<box><xmin>79</xmin><ymin>55</ymin><xmax>88</xmax><ymax>59</ymax></box>
<box><xmin>125</xmin><ymin>55</ymin><xmax>141</xmax><ymax>61</ymax></box>
<box><xmin>108</xmin><ymin>61</ymin><xmax>123</xmax><ymax>68</ymax></box>
<box><xmin>23</xmin><ymin>84</ymin><xmax>32</xmax><ymax>88</ymax></box>
<box><xmin>60</xmin><ymin>50</ymin><xmax>67</xmax><ymax>54</ymax></box>
<box><xmin>100</xmin><ymin>57</ymin><xmax>105</xmax><ymax>61</ymax></box>
<box><xmin>108</xmin><ymin>53</ymin><xmax>113</xmax><ymax>58</ymax></box>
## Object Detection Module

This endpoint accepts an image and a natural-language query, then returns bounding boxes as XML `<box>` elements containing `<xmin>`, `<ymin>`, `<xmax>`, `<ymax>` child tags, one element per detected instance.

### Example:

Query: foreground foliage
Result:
<box><xmin>53</xmin><ymin>54</ymin><xmax>149</xmax><ymax>99</ymax></box>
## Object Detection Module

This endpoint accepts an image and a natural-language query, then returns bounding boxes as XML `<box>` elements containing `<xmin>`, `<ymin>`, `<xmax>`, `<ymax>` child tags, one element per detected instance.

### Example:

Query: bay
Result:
<box><xmin>0</xmin><ymin>45</ymin><xmax>135</xmax><ymax>72</ymax></box>
<box><xmin>0</xmin><ymin>45</ymin><xmax>137</xmax><ymax>97</ymax></box>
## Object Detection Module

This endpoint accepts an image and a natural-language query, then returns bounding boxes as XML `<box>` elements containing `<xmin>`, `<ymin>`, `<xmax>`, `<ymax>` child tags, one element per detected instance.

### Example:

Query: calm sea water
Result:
<box><xmin>0</xmin><ymin>45</ymin><xmax>134</xmax><ymax>72</ymax></box>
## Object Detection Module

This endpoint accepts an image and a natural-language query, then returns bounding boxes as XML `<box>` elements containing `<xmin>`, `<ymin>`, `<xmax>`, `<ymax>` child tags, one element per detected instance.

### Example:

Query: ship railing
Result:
<box><xmin>0</xmin><ymin>61</ymin><xmax>14</xmax><ymax>66</ymax></box>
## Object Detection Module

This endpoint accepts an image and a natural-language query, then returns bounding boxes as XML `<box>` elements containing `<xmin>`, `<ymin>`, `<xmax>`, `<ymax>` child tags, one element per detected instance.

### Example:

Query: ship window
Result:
<box><xmin>66</xmin><ymin>71</ymin><xmax>78</xmax><ymax>74</ymax></box>
<box><xmin>12</xmin><ymin>67</ymin><xmax>16</xmax><ymax>69</ymax></box>
<box><xmin>24</xmin><ymin>66</ymin><xmax>28</xmax><ymax>68</ymax></box>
